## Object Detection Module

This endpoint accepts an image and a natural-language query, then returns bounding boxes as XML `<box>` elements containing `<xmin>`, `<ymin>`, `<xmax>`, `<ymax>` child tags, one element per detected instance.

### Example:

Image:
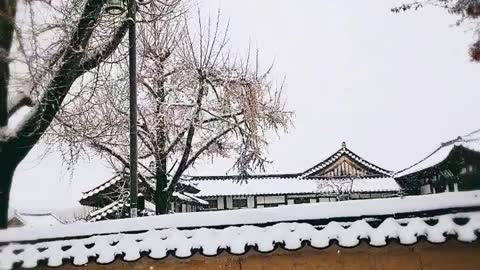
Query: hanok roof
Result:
<box><xmin>190</xmin><ymin>142</ymin><xmax>398</xmax><ymax>197</ymax></box>
<box><xmin>7</xmin><ymin>211</ymin><xmax>63</xmax><ymax>228</ymax></box>
<box><xmin>87</xmin><ymin>192</ymin><xmax>208</xmax><ymax>222</ymax></box>
<box><xmin>1</xmin><ymin>191</ymin><xmax>479</xmax><ymax>269</ymax></box>
<box><xmin>191</xmin><ymin>176</ymin><xmax>400</xmax><ymax>197</ymax></box>
<box><xmin>300</xmin><ymin>142</ymin><xmax>392</xmax><ymax>177</ymax></box>
<box><xmin>81</xmin><ymin>175</ymin><xmax>199</xmax><ymax>207</ymax></box>
<box><xmin>395</xmin><ymin>129</ymin><xmax>480</xmax><ymax>178</ymax></box>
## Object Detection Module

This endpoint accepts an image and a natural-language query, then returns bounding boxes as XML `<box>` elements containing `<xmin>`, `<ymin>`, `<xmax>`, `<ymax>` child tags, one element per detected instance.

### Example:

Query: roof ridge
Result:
<box><xmin>191</xmin><ymin>173</ymin><xmax>301</xmax><ymax>180</ymax></box>
<box><xmin>343</xmin><ymin>148</ymin><xmax>393</xmax><ymax>175</ymax></box>
<box><xmin>81</xmin><ymin>174</ymin><xmax>123</xmax><ymax>195</ymax></box>
<box><xmin>463</xmin><ymin>128</ymin><xmax>480</xmax><ymax>138</ymax></box>
<box><xmin>394</xmin><ymin>144</ymin><xmax>446</xmax><ymax>177</ymax></box>
<box><xmin>301</xmin><ymin>145</ymin><xmax>391</xmax><ymax>177</ymax></box>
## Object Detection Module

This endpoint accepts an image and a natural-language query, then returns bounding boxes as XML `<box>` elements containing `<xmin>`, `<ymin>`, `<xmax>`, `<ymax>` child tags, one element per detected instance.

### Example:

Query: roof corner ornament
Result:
<box><xmin>342</xmin><ymin>141</ymin><xmax>346</xmax><ymax>149</ymax></box>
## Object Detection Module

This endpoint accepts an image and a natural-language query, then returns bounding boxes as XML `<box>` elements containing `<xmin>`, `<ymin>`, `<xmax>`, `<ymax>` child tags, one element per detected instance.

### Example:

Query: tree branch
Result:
<box><xmin>90</xmin><ymin>141</ymin><xmax>150</xmax><ymax>183</ymax></box>
<box><xmin>7</xmin><ymin>92</ymin><xmax>33</xmax><ymax>117</ymax></box>
<box><xmin>171</xmin><ymin>82</ymin><xmax>205</xmax><ymax>182</ymax></box>
<box><xmin>6</xmin><ymin>0</ymin><xmax>106</xmax><ymax>165</ymax></box>
<box><xmin>0</xmin><ymin>0</ymin><xmax>17</xmax><ymax>129</ymax></box>
<box><xmin>182</xmin><ymin>121</ymin><xmax>244</xmax><ymax>173</ymax></box>
<box><xmin>79</xmin><ymin>19</ymin><xmax>129</xmax><ymax>71</ymax></box>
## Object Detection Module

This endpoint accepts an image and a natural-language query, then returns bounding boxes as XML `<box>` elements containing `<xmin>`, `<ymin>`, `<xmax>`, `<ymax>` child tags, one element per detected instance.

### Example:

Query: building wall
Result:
<box><xmin>197</xmin><ymin>192</ymin><xmax>396</xmax><ymax>212</ymax></box>
<box><xmin>39</xmin><ymin>241</ymin><xmax>480</xmax><ymax>270</ymax></box>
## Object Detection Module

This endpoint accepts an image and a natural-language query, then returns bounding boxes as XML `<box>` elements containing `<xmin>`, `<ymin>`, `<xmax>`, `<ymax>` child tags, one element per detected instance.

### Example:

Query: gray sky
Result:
<box><xmin>10</xmin><ymin>0</ymin><xmax>480</xmax><ymax>209</ymax></box>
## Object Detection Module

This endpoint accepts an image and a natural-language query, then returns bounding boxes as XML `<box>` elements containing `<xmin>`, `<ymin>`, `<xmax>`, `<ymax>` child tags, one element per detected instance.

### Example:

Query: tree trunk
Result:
<box><xmin>0</xmin><ymin>158</ymin><xmax>15</xmax><ymax>229</ymax></box>
<box><xmin>154</xmin><ymin>78</ymin><xmax>170</xmax><ymax>215</ymax></box>
<box><xmin>154</xmin><ymin>171</ymin><xmax>170</xmax><ymax>214</ymax></box>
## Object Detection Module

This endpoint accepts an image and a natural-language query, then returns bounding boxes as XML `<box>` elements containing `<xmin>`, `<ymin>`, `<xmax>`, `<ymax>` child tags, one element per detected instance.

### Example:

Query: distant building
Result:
<box><xmin>80</xmin><ymin>174</ymin><xmax>207</xmax><ymax>221</ymax></box>
<box><xmin>395</xmin><ymin>130</ymin><xmax>480</xmax><ymax>195</ymax></box>
<box><xmin>7</xmin><ymin>207</ymin><xmax>92</xmax><ymax>228</ymax></box>
<box><xmin>190</xmin><ymin>142</ymin><xmax>400</xmax><ymax>211</ymax></box>
<box><xmin>80</xmin><ymin>142</ymin><xmax>400</xmax><ymax>220</ymax></box>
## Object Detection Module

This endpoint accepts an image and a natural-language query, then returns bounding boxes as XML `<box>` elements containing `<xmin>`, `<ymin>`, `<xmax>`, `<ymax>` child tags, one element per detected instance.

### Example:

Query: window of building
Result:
<box><xmin>262</xmin><ymin>203</ymin><xmax>279</xmax><ymax>208</ymax></box>
<box><xmin>232</xmin><ymin>198</ymin><xmax>247</xmax><ymax>208</ymax></box>
<box><xmin>256</xmin><ymin>195</ymin><xmax>286</xmax><ymax>208</ymax></box>
<box><xmin>206</xmin><ymin>199</ymin><xmax>218</xmax><ymax>209</ymax></box>
<box><xmin>294</xmin><ymin>197</ymin><xmax>310</xmax><ymax>204</ymax></box>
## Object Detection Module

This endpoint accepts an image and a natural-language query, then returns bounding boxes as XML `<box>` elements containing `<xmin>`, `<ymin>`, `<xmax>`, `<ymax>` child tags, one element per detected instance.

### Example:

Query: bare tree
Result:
<box><xmin>392</xmin><ymin>0</ymin><xmax>480</xmax><ymax>61</ymax></box>
<box><xmin>50</xmin><ymin>11</ymin><xmax>293</xmax><ymax>214</ymax></box>
<box><xmin>0</xmin><ymin>0</ymin><xmax>180</xmax><ymax>228</ymax></box>
<box><xmin>316</xmin><ymin>177</ymin><xmax>354</xmax><ymax>201</ymax></box>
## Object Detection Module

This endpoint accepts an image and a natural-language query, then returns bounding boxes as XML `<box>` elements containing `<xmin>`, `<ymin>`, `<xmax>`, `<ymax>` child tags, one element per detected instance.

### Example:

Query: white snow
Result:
<box><xmin>0</xmin><ymin>210</ymin><xmax>479</xmax><ymax>269</ymax></box>
<box><xmin>81</xmin><ymin>175</ymin><xmax>123</xmax><ymax>200</ymax></box>
<box><xmin>191</xmin><ymin>176</ymin><xmax>400</xmax><ymax>197</ymax></box>
<box><xmin>300</xmin><ymin>146</ymin><xmax>392</xmax><ymax>177</ymax></box>
<box><xmin>1</xmin><ymin>191</ymin><xmax>479</xmax><ymax>243</ymax></box>
<box><xmin>396</xmin><ymin>130</ymin><xmax>480</xmax><ymax>177</ymax></box>
<box><xmin>173</xmin><ymin>192</ymin><xmax>209</xmax><ymax>205</ymax></box>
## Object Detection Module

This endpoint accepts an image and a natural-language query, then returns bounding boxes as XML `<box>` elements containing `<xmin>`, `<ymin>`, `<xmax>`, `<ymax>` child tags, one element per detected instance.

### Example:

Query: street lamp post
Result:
<box><xmin>106</xmin><ymin>0</ymin><xmax>138</xmax><ymax>218</ymax></box>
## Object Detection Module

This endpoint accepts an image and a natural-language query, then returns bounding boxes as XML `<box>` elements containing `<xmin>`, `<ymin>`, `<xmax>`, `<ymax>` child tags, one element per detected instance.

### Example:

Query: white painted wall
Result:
<box><xmin>247</xmin><ymin>196</ymin><xmax>255</xmax><ymax>208</ymax></box>
<box><xmin>217</xmin><ymin>197</ymin><xmax>225</xmax><ymax>209</ymax></box>
<box><xmin>264</xmin><ymin>196</ymin><xmax>285</xmax><ymax>204</ymax></box>
<box><xmin>226</xmin><ymin>196</ymin><xmax>233</xmax><ymax>209</ymax></box>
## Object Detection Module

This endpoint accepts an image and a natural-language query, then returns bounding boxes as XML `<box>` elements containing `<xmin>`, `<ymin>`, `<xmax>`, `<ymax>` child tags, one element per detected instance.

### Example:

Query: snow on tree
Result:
<box><xmin>0</xmin><ymin>0</ymin><xmax>181</xmax><ymax>228</ymax></box>
<box><xmin>48</xmin><ymin>11</ymin><xmax>293</xmax><ymax>214</ymax></box>
<box><xmin>392</xmin><ymin>0</ymin><xmax>480</xmax><ymax>62</ymax></box>
<box><xmin>316</xmin><ymin>177</ymin><xmax>355</xmax><ymax>201</ymax></box>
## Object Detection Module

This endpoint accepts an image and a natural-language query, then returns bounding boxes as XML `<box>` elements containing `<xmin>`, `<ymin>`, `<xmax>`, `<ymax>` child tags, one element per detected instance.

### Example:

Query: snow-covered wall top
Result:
<box><xmin>0</xmin><ymin>195</ymin><xmax>479</xmax><ymax>269</ymax></box>
<box><xmin>1</xmin><ymin>191</ymin><xmax>479</xmax><ymax>244</ymax></box>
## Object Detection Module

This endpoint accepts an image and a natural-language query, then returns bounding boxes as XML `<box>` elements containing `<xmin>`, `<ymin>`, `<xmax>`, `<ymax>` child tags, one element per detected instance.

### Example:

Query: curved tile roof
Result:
<box><xmin>300</xmin><ymin>143</ymin><xmax>392</xmax><ymax>178</ymax></box>
<box><xmin>395</xmin><ymin>130</ymin><xmax>480</xmax><ymax>178</ymax></box>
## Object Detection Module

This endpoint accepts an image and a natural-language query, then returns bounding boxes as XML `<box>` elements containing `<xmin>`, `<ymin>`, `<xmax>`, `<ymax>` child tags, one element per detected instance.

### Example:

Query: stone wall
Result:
<box><xmin>36</xmin><ymin>240</ymin><xmax>480</xmax><ymax>270</ymax></box>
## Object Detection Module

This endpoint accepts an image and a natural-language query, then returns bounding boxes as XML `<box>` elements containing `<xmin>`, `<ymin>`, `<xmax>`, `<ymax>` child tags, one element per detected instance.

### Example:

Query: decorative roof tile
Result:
<box><xmin>1</xmin><ymin>213</ymin><xmax>479</xmax><ymax>269</ymax></box>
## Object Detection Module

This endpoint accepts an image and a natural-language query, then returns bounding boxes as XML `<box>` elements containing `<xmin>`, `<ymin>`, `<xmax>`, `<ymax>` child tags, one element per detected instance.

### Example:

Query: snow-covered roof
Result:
<box><xmin>300</xmin><ymin>142</ymin><xmax>392</xmax><ymax>177</ymax></box>
<box><xmin>0</xmin><ymin>191</ymin><xmax>479</xmax><ymax>269</ymax></box>
<box><xmin>81</xmin><ymin>174</ymin><xmax>123</xmax><ymax>201</ymax></box>
<box><xmin>191</xmin><ymin>176</ymin><xmax>400</xmax><ymax>197</ymax></box>
<box><xmin>8</xmin><ymin>207</ymin><xmax>92</xmax><ymax>227</ymax></box>
<box><xmin>8</xmin><ymin>212</ymin><xmax>63</xmax><ymax>228</ymax></box>
<box><xmin>172</xmin><ymin>192</ymin><xmax>209</xmax><ymax>205</ymax></box>
<box><xmin>87</xmin><ymin>200</ymin><xmax>129</xmax><ymax>222</ymax></box>
<box><xmin>396</xmin><ymin>129</ymin><xmax>480</xmax><ymax>178</ymax></box>
<box><xmin>87</xmin><ymin>192</ymin><xmax>207</xmax><ymax>222</ymax></box>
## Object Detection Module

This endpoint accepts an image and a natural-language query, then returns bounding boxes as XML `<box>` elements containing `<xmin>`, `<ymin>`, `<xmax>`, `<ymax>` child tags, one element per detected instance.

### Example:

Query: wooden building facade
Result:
<box><xmin>395</xmin><ymin>130</ymin><xmax>480</xmax><ymax>195</ymax></box>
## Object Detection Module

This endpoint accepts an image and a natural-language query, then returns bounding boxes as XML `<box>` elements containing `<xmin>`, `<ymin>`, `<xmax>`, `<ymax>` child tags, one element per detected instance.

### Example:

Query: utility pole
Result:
<box><xmin>105</xmin><ymin>0</ymin><xmax>139</xmax><ymax>218</ymax></box>
<box><xmin>127</xmin><ymin>0</ymin><xmax>138</xmax><ymax>218</ymax></box>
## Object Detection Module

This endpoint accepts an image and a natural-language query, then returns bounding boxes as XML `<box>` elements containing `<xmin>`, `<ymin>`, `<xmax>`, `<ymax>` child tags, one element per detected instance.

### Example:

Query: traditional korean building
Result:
<box><xmin>395</xmin><ymin>129</ymin><xmax>480</xmax><ymax>195</ymax></box>
<box><xmin>80</xmin><ymin>142</ymin><xmax>400</xmax><ymax>219</ymax></box>
<box><xmin>80</xmin><ymin>174</ymin><xmax>207</xmax><ymax>221</ymax></box>
<box><xmin>190</xmin><ymin>142</ymin><xmax>400</xmax><ymax>211</ymax></box>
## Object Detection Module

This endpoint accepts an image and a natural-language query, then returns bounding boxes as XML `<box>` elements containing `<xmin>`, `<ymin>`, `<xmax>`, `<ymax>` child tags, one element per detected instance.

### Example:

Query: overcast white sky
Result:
<box><xmin>10</xmin><ymin>0</ymin><xmax>480</xmax><ymax>210</ymax></box>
